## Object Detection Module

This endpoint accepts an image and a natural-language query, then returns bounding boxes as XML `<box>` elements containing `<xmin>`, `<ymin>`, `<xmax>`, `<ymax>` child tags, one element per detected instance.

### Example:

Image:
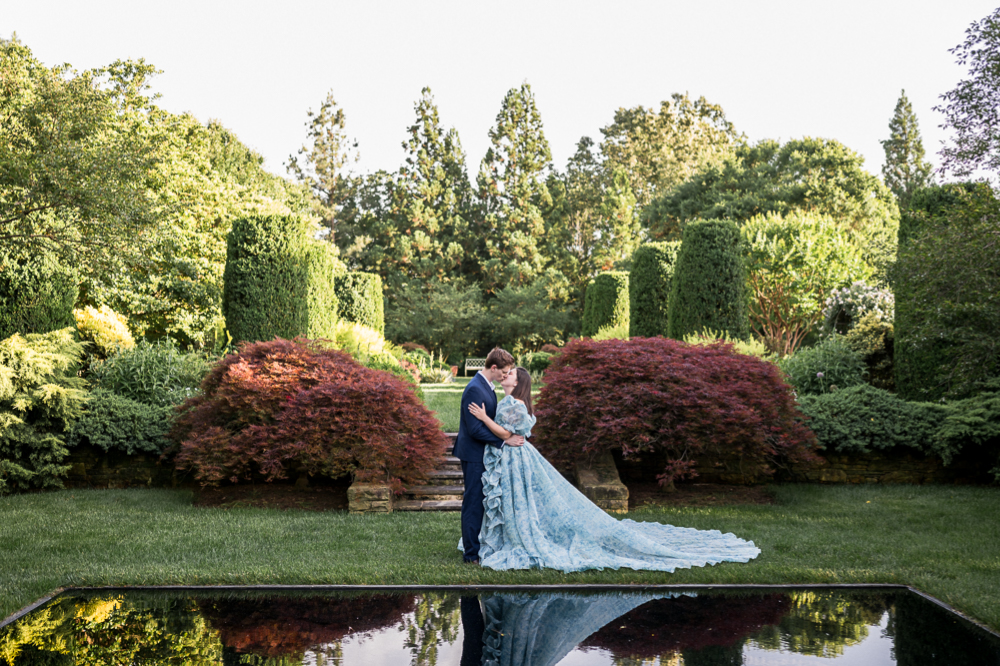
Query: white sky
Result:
<box><xmin>3</xmin><ymin>0</ymin><xmax>996</xmax><ymax>182</ymax></box>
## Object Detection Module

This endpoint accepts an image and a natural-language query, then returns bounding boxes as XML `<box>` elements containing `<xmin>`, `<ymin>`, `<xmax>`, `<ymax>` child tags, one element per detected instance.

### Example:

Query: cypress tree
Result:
<box><xmin>881</xmin><ymin>90</ymin><xmax>935</xmax><ymax>209</ymax></box>
<box><xmin>667</xmin><ymin>219</ymin><xmax>750</xmax><ymax>341</ymax></box>
<box><xmin>629</xmin><ymin>241</ymin><xmax>680</xmax><ymax>337</ymax></box>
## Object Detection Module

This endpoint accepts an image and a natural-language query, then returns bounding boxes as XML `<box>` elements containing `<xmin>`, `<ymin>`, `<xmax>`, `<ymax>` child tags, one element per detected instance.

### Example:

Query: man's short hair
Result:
<box><xmin>485</xmin><ymin>346</ymin><xmax>515</xmax><ymax>370</ymax></box>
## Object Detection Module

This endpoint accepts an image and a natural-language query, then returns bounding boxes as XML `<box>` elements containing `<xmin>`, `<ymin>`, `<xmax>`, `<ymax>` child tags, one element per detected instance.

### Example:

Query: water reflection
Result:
<box><xmin>1</xmin><ymin>588</ymin><xmax>998</xmax><ymax>665</ymax></box>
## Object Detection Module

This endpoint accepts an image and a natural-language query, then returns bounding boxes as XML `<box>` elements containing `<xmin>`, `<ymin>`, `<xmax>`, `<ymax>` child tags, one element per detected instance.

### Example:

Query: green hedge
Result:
<box><xmin>667</xmin><ymin>219</ymin><xmax>750</xmax><ymax>341</ymax></box>
<box><xmin>335</xmin><ymin>272</ymin><xmax>384</xmax><ymax>334</ymax></box>
<box><xmin>799</xmin><ymin>382</ymin><xmax>1000</xmax><ymax>476</ymax></box>
<box><xmin>305</xmin><ymin>241</ymin><xmax>347</xmax><ymax>340</ymax></box>
<box><xmin>223</xmin><ymin>214</ymin><xmax>311</xmax><ymax>344</ymax></box>
<box><xmin>582</xmin><ymin>271</ymin><xmax>629</xmax><ymax>337</ymax></box>
<box><xmin>629</xmin><ymin>241</ymin><xmax>680</xmax><ymax>338</ymax></box>
<box><xmin>894</xmin><ymin>183</ymin><xmax>987</xmax><ymax>400</ymax></box>
<box><xmin>67</xmin><ymin>389</ymin><xmax>173</xmax><ymax>455</ymax></box>
<box><xmin>0</xmin><ymin>247</ymin><xmax>78</xmax><ymax>340</ymax></box>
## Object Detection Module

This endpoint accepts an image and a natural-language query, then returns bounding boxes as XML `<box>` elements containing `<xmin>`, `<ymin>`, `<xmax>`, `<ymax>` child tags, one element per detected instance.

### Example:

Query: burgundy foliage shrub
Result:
<box><xmin>532</xmin><ymin>337</ymin><xmax>819</xmax><ymax>484</ymax></box>
<box><xmin>171</xmin><ymin>338</ymin><xmax>448</xmax><ymax>492</ymax></box>
<box><xmin>200</xmin><ymin>594</ymin><xmax>416</xmax><ymax>658</ymax></box>
<box><xmin>581</xmin><ymin>594</ymin><xmax>790</xmax><ymax>658</ymax></box>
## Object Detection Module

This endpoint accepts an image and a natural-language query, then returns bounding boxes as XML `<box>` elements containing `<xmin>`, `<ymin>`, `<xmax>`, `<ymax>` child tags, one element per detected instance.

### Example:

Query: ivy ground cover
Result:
<box><xmin>2</xmin><ymin>484</ymin><xmax>999</xmax><ymax>632</ymax></box>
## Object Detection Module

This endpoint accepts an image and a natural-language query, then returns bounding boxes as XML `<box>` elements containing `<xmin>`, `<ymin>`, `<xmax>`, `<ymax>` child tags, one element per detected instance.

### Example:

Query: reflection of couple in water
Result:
<box><xmin>461</xmin><ymin>592</ymin><xmax>732</xmax><ymax>666</ymax></box>
<box><xmin>460</xmin><ymin>593</ymin><xmax>656</xmax><ymax>666</ymax></box>
<box><xmin>455</xmin><ymin>346</ymin><xmax>761</xmax><ymax>572</ymax></box>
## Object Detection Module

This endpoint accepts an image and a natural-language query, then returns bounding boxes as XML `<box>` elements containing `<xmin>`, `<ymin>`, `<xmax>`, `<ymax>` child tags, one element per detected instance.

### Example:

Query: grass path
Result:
<box><xmin>2</xmin><ymin>484</ymin><xmax>998</xmax><ymax>630</ymax></box>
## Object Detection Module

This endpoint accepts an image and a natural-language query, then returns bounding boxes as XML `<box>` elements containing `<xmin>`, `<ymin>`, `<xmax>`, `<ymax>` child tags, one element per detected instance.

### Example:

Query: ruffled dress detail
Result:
<box><xmin>476</xmin><ymin>396</ymin><xmax>761</xmax><ymax>573</ymax></box>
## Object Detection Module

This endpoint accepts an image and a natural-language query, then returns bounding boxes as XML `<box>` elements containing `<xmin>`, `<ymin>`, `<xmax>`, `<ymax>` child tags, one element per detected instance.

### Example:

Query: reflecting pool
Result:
<box><xmin>2</xmin><ymin>587</ymin><xmax>998</xmax><ymax>665</ymax></box>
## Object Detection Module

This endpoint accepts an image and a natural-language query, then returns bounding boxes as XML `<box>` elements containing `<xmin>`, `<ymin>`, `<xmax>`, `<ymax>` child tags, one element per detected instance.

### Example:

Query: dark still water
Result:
<box><xmin>2</xmin><ymin>587</ymin><xmax>998</xmax><ymax>665</ymax></box>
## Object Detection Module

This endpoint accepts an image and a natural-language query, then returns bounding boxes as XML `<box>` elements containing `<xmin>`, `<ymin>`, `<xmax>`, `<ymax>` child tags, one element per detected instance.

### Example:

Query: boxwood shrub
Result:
<box><xmin>629</xmin><ymin>241</ymin><xmax>679</xmax><ymax>338</ymax></box>
<box><xmin>667</xmin><ymin>219</ymin><xmax>750</xmax><ymax>342</ymax></box>
<box><xmin>67</xmin><ymin>389</ymin><xmax>173</xmax><ymax>455</ymax></box>
<box><xmin>582</xmin><ymin>271</ymin><xmax>629</xmax><ymax>337</ymax></box>
<box><xmin>335</xmin><ymin>272</ymin><xmax>384</xmax><ymax>334</ymax></box>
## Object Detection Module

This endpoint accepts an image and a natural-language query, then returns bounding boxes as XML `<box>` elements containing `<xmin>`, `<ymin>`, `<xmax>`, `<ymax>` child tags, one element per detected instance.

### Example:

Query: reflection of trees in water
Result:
<box><xmin>582</xmin><ymin>594</ymin><xmax>788</xmax><ymax>665</ymax></box>
<box><xmin>403</xmin><ymin>593</ymin><xmax>461</xmax><ymax>666</ymax></box>
<box><xmin>198</xmin><ymin>593</ymin><xmax>416</xmax><ymax>662</ymax></box>
<box><xmin>748</xmin><ymin>591</ymin><xmax>888</xmax><ymax>658</ymax></box>
<box><xmin>0</xmin><ymin>595</ymin><xmax>222</xmax><ymax>666</ymax></box>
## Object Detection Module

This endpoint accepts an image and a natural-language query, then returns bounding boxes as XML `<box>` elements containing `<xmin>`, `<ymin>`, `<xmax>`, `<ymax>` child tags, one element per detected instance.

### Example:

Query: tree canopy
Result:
<box><xmin>599</xmin><ymin>93</ymin><xmax>739</xmax><ymax>208</ymax></box>
<box><xmin>936</xmin><ymin>7</ymin><xmax>1000</xmax><ymax>177</ymax></box>
<box><xmin>0</xmin><ymin>36</ymin><xmax>161</xmax><ymax>258</ymax></box>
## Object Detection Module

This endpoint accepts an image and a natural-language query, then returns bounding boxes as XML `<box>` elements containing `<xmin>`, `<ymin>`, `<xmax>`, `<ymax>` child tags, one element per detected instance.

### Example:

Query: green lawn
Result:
<box><xmin>2</xmin><ymin>484</ymin><xmax>999</xmax><ymax>631</ymax></box>
<box><xmin>421</xmin><ymin>379</ymin><xmax>542</xmax><ymax>432</ymax></box>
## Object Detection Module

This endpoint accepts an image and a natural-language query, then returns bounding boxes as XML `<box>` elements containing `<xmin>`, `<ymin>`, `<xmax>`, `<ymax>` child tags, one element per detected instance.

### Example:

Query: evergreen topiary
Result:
<box><xmin>223</xmin><ymin>214</ymin><xmax>311</xmax><ymax>344</ymax></box>
<box><xmin>0</xmin><ymin>247</ymin><xmax>78</xmax><ymax>340</ymax></box>
<box><xmin>335</xmin><ymin>272</ymin><xmax>384</xmax><ymax>334</ymax></box>
<box><xmin>582</xmin><ymin>272</ymin><xmax>629</xmax><ymax>337</ymax></box>
<box><xmin>667</xmin><ymin>219</ymin><xmax>750</xmax><ymax>341</ymax></box>
<box><xmin>305</xmin><ymin>241</ymin><xmax>347</xmax><ymax>340</ymax></box>
<box><xmin>629</xmin><ymin>242</ymin><xmax>680</xmax><ymax>338</ymax></box>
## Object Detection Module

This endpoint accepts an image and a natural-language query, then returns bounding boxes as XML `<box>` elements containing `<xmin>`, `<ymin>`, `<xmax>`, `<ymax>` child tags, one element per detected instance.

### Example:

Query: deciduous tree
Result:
<box><xmin>936</xmin><ymin>7</ymin><xmax>1000</xmax><ymax>177</ymax></box>
<box><xmin>599</xmin><ymin>93</ymin><xmax>739</xmax><ymax>209</ymax></box>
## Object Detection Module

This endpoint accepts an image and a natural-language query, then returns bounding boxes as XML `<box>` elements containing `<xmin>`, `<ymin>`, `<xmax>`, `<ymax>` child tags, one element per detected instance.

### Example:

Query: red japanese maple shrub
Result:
<box><xmin>171</xmin><ymin>338</ymin><xmax>448</xmax><ymax>491</ymax></box>
<box><xmin>200</xmin><ymin>593</ymin><xmax>416</xmax><ymax>658</ymax></box>
<box><xmin>581</xmin><ymin>594</ymin><xmax>790</xmax><ymax>658</ymax></box>
<box><xmin>532</xmin><ymin>337</ymin><xmax>819</xmax><ymax>485</ymax></box>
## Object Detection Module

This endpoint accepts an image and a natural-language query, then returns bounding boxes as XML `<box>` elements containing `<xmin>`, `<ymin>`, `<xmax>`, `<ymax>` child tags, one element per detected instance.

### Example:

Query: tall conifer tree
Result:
<box><xmin>881</xmin><ymin>90</ymin><xmax>934</xmax><ymax>209</ymax></box>
<box><xmin>475</xmin><ymin>83</ymin><xmax>553</xmax><ymax>293</ymax></box>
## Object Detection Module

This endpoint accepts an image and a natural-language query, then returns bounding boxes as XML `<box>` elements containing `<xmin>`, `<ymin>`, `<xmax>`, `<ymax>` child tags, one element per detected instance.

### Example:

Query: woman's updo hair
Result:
<box><xmin>511</xmin><ymin>367</ymin><xmax>533</xmax><ymax>416</ymax></box>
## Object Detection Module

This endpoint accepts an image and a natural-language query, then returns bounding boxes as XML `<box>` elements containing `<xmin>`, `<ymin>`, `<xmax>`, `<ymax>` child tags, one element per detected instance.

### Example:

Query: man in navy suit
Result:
<box><xmin>454</xmin><ymin>346</ymin><xmax>522</xmax><ymax>563</ymax></box>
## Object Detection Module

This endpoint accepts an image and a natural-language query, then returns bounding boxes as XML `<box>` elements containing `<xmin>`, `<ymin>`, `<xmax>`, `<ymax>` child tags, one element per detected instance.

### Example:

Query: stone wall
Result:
<box><xmin>63</xmin><ymin>445</ymin><xmax>183</xmax><ymax>489</ymax></box>
<box><xmin>614</xmin><ymin>446</ymin><xmax>993</xmax><ymax>486</ymax></box>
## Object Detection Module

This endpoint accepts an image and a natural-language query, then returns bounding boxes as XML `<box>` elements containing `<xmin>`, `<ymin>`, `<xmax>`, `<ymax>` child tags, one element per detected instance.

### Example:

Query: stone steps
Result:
<box><xmin>395</xmin><ymin>433</ymin><xmax>463</xmax><ymax>511</ymax></box>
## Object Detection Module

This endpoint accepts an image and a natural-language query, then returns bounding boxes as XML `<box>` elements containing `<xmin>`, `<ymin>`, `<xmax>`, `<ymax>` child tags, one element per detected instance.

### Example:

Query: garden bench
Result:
<box><xmin>464</xmin><ymin>357</ymin><xmax>486</xmax><ymax>376</ymax></box>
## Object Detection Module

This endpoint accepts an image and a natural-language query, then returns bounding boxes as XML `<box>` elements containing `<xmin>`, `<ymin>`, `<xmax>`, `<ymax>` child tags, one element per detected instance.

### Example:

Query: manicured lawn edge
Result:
<box><xmin>2</xmin><ymin>484</ymin><xmax>998</xmax><ymax>630</ymax></box>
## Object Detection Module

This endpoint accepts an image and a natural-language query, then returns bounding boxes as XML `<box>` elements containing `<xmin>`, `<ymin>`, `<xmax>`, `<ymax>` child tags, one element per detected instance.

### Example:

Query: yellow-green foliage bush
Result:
<box><xmin>684</xmin><ymin>328</ymin><xmax>772</xmax><ymax>360</ymax></box>
<box><xmin>0</xmin><ymin>328</ymin><xmax>88</xmax><ymax>493</ymax></box>
<box><xmin>592</xmin><ymin>321</ymin><xmax>630</xmax><ymax>341</ymax></box>
<box><xmin>74</xmin><ymin>305</ymin><xmax>135</xmax><ymax>357</ymax></box>
<box><xmin>332</xmin><ymin>321</ymin><xmax>400</xmax><ymax>368</ymax></box>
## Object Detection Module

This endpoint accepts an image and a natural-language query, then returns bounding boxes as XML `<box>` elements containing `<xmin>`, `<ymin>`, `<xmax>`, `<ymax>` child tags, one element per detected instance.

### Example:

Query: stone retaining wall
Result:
<box><xmin>614</xmin><ymin>446</ymin><xmax>993</xmax><ymax>486</ymax></box>
<box><xmin>63</xmin><ymin>445</ymin><xmax>182</xmax><ymax>489</ymax></box>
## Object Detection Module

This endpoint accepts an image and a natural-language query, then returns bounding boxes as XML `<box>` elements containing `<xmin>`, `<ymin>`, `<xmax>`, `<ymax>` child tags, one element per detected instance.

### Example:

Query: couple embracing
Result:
<box><xmin>453</xmin><ymin>346</ymin><xmax>763</xmax><ymax>573</ymax></box>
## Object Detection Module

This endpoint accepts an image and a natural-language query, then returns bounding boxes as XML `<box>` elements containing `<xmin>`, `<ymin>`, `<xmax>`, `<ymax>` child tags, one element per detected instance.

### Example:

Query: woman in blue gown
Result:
<box><xmin>466</xmin><ymin>367</ymin><xmax>761</xmax><ymax>573</ymax></box>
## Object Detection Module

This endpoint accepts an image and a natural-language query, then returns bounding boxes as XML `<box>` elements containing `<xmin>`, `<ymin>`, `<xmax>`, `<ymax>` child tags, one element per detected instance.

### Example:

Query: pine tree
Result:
<box><xmin>391</xmin><ymin>88</ymin><xmax>476</xmax><ymax>286</ymax></box>
<box><xmin>542</xmin><ymin>137</ymin><xmax>640</xmax><ymax>306</ymax></box>
<box><xmin>475</xmin><ymin>83</ymin><xmax>553</xmax><ymax>293</ymax></box>
<box><xmin>286</xmin><ymin>91</ymin><xmax>359</xmax><ymax>243</ymax></box>
<box><xmin>881</xmin><ymin>90</ymin><xmax>934</xmax><ymax>209</ymax></box>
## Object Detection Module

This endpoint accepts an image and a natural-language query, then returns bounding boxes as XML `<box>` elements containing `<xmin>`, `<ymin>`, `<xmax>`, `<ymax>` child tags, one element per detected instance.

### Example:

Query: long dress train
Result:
<box><xmin>470</xmin><ymin>395</ymin><xmax>761</xmax><ymax>573</ymax></box>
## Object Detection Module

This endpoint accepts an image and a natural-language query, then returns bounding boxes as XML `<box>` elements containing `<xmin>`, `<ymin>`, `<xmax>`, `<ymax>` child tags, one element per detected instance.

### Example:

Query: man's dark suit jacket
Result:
<box><xmin>453</xmin><ymin>372</ymin><xmax>504</xmax><ymax>461</ymax></box>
